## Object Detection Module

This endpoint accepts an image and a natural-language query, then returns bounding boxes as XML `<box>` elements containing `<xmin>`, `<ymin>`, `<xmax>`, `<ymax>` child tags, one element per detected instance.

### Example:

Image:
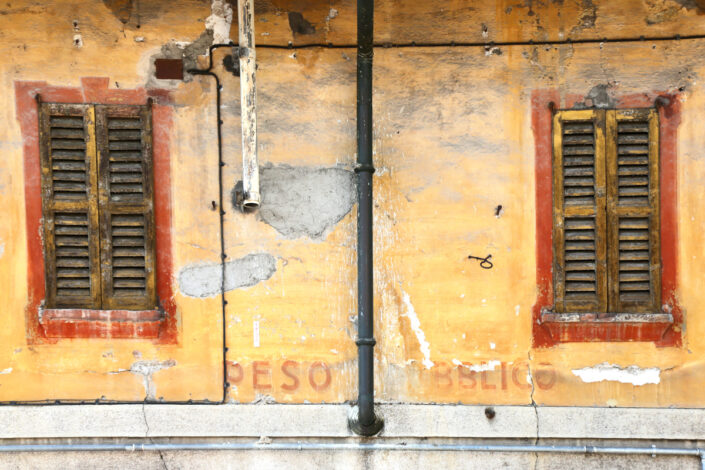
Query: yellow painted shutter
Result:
<box><xmin>95</xmin><ymin>104</ymin><xmax>157</xmax><ymax>310</ymax></box>
<box><xmin>553</xmin><ymin>110</ymin><xmax>608</xmax><ymax>313</ymax></box>
<box><xmin>39</xmin><ymin>103</ymin><xmax>101</xmax><ymax>308</ymax></box>
<box><xmin>605</xmin><ymin>109</ymin><xmax>661</xmax><ymax>312</ymax></box>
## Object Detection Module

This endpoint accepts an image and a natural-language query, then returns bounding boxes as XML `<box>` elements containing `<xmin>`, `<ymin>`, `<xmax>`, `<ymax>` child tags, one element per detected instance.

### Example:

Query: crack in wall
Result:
<box><xmin>142</xmin><ymin>402</ymin><xmax>169</xmax><ymax>470</ymax></box>
<box><xmin>528</xmin><ymin>350</ymin><xmax>539</xmax><ymax>470</ymax></box>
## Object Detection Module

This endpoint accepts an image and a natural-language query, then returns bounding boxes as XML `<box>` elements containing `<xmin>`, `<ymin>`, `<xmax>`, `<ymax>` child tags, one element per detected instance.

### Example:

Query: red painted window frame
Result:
<box><xmin>531</xmin><ymin>89</ymin><xmax>682</xmax><ymax>347</ymax></box>
<box><xmin>16</xmin><ymin>77</ymin><xmax>177</xmax><ymax>343</ymax></box>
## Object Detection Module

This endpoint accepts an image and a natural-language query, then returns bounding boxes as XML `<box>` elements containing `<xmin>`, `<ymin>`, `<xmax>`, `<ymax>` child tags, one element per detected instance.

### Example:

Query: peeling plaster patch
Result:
<box><xmin>452</xmin><ymin>359</ymin><xmax>501</xmax><ymax>372</ymax></box>
<box><xmin>255</xmin><ymin>166</ymin><xmax>355</xmax><ymax>240</ymax></box>
<box><xmin>160</xmin><ymin>30</ymin><xmax>214</xmax><ymax>73</ymax></box>
<box><xmin>570</xmin><ymin>0</ymin><xmax>597</xmax><ymax>35</ymax></box>
<box><xmin>572</xmin><ymin>363</ymin><xmax>661</xmax><ymax>386</ymax></box>
<box><xmin>401</xmin><ymin>290</ymin><xmax>434</xmax><ymax>369</ymax></box>
<box><xmin>484</xmin><ymin>46</ymin><xmax>502</xmax><ymax>56</ymax></box>
<box><xmin>179</xmin><ymin>253</ymin><xmax>277</xmax><ymax>298</ymax></box>
<box><xmin>129</xmin><ymin>360</ymin><xmax>176</xmax><ymax>400</ymax></box>
<box><xmin>205</xmin><ymin>0</ymin><xmax>233</xmax><ymax>44</ymax></box>
<box><xmin>0</xmin><ymin>367</ymin><xmax>12</xmax><ymax>374</ymax></box>
<box><xmin>572</xmin><ymin>84</ymin><xmax>616</xmax><ymax>109</ymax></box>
<box><xmin>252</xmin><ymin>394</ymin><xmax>276</xmax><ymax>404</ymax></box>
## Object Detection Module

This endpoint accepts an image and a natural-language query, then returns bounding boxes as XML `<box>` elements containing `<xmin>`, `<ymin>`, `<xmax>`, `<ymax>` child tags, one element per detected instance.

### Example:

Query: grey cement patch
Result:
<box><xmin>573</xmin><ymin>84</ymin><xmax>616</xmax><ymax>109</ymax></box>
<box><xmin>179</xmin><ymin>253</ymin><xmax>277</xmax><ymax>298</ymax></box>
<box><xmin>129</xmin><ymin>359</ymin><xmax>176</xmax><ymax>401</ymax></box>
<box><xmin>161</xmin><ymin>30</ymin><xmax>214</xmax><ymax>74</ymax></box>
<box><xmin>146</xmin><ymin>30</ymin><xmax>215</xmax><ymax>87</ymax></box>
<box><xmin>254</xmin><ymin>165</ymin><xmax>355</xmax><ymax>240</ymax></box>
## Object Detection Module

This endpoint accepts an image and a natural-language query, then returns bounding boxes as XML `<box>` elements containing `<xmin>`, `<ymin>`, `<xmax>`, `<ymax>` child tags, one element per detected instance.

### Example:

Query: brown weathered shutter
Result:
<box><xmin>95</xmin><ymin>105</ymin><xmax>156</xmax><ymax>310</ymax></box>
<box><xmin>553</xmin><ymin>110</ymin><xmax>607</xmax><ymax>313</ymax></box>
<box><xmin>606</xmin><ymin>109</ymin><xmax>660</xmax><ymax>312</ymax></box>
<box><xmin>39</xmin><ymin>103</ymin><xmax>101</xmax><ymax>308</ymax></box>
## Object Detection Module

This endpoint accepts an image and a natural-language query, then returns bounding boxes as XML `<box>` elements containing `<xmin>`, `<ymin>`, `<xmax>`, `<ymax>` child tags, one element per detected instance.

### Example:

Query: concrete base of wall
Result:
<box><xmin>1</xmin><ymin>405</ymin><xmax>705</xmax><ymax>469</ymax></box>
<box><xmin>0</xmin><ymin>446</ymin><xmax>697</xmax><ymax>470</ymax></box>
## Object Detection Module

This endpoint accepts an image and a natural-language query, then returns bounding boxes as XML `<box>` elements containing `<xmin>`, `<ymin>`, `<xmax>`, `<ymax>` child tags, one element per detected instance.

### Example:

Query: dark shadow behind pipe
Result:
<box><xmin>349</xmin><ymin>0</ymin><xmax>383</xmax><ymax>437</ymax></box>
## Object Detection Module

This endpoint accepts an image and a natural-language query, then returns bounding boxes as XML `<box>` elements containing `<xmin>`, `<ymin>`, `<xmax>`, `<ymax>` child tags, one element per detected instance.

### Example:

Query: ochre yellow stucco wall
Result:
<box><xmin>1</xmin><ymin>0</ymin><xmax>705</xmax><ymax>406</ymax></box>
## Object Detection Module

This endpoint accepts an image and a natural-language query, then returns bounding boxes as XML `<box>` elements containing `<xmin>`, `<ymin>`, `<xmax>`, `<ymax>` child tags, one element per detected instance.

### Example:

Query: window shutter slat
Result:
<box><xmin>553</xmin><ymin>110</ymin><xmax>608</xmax><ymax>313</ymax></box>
<box><xmin>39</xmin><ymin>103</ymin><xmax>101</xmax><ymax>308</ymax></box>
<box><xmin>606</xmin><ymin>109</ymin><xmax>660</xmax><ymax>312</ymax></box>
<box><xmin>96</xmin><ymin>105</ymin><xmax>156</xmax><ymax>310</ymax></box>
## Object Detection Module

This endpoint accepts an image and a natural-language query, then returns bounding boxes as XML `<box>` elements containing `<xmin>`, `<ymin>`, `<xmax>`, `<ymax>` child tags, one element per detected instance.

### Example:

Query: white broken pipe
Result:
<box><xmin>237</xmin><ymin>0</ymin><xmax>260</xmax><ymax>209</ymax></box>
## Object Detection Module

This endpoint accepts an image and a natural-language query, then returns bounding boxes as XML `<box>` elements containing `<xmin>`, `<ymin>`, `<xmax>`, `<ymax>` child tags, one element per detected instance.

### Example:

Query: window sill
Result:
<box><xmin>539</xmin><ymin>310</ymin><xmax>675</xmax><ymax>344</ymax></box>
<box><xmin>39</xmin><ymin>308</ymin><xmax>163</xmax><ymax>339</ymax></box>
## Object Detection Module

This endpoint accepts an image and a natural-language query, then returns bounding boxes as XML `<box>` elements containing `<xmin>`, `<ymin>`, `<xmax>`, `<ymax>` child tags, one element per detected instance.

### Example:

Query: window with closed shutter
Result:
<box><xmin>39</xmin><ymin>102</ymin><xmax>156</xmax><ymax>311</ymax></box>
<box><xmin>552</xmin><ymin>108</ymin><xmax>660</xmax><ymax>314</ymax></box>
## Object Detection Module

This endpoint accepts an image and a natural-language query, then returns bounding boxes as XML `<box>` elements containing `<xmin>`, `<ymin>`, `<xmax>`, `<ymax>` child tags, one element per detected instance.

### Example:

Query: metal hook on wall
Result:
<box><xmin>467</xmin><ymin>254</ymin><xmax>493</xmax><ymax>269</ymax></box>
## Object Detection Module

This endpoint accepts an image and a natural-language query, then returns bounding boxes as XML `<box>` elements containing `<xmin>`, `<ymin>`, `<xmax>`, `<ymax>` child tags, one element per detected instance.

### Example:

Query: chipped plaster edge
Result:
<box><xmin>2</xmin><ymin>405</ymin><xmax>705</xmax><ymax>440</ymax></box>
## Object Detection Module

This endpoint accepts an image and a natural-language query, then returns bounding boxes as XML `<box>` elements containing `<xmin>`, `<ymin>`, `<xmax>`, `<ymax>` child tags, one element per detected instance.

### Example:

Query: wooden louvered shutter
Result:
<box><xmin>606</xmin><ymin>109</ymin><xmax>660</xmax><ymax>312</ymax></box>
<box><xmin>39</xmin><ymin>103</ymin><xmax>101</xmax><ymax>308</ymax></box>
<box><xmin>553</xmin><ymin>110</ymin><xmax>608</xmax><ymax>313</ymax></box>
<box><xmin>95</xmin><ymin>105</ymin><xmax>156</xmax><ymax>310</ymax></box>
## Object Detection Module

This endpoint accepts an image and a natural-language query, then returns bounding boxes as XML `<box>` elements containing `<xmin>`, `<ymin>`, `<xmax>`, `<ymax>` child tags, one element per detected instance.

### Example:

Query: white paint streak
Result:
<box><xmin>489</xmin><ymin>342</ymin><xmax>496</xmax><ymax>350</ymax></box>
<box><xmin>452</xmin><ymin>359</ymin><xmax>501</xmax><ymax>372</ymax></box>
<box><xmin>253</xmin><ymin>320</ymin><xmax>260</xmax><ymax>348</ymax></box>
<box><xmin>401</xmin><ymin>290</ymin><xmax>433</xmax><ymax>369</ymax></box>
<box><xmin>572</xmin><ymin>362</ymin><xmax>661</xmax><ymax>386</ymax></box>
<box><xmin>0</xmin><ymin>239</ymin><xmax>5</xmax><ymax>259</ymax></box>
<box><xmin>0</xmin><ymin>367</ymin><xmax>12</xmax><ymax>374</ymax></box>
<box><xmin>515</xmin><ymin>304</ymin><xmax>521</xmax><ymax>316</ymax></box>
<box><xmin>205</xmin><ymin>0</ymin><xmax>233</xmax><ymax>44</ymax></box>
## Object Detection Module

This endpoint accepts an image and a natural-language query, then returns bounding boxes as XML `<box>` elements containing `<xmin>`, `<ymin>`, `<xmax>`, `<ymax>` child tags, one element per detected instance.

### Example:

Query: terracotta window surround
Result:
<box><xmin>16</xmin><ymin>78</ymin><xmax>177</xmax><ymax>343</ymax></box>
<box><xmin>531</xmin><ymin>89</ymin><xmax>682</xmax><ymax>347</ymax></box>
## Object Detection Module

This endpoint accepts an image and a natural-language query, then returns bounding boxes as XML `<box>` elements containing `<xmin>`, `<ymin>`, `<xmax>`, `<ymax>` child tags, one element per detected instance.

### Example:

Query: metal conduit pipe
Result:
<box><xmin>349</xmin><ymin>0</ymin><xmax>383</xmax><ymax>437</ymax></box>
<box><xmin>1</xmin><ymin>442</ymin><xmax>704</xmax><ymax>466</ymax></box>
<box><xmin>187</xmin><ymin>42</ymin><xmax>236</xmax><ymax>403</ymax></box>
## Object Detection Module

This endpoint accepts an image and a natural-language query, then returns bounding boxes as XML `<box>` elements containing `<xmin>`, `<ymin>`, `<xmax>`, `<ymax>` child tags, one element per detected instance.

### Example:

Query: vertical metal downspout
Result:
<box><xmin>349</xmin><ymin>0</ymin><xmax>383</xmax><ymax>436</ymax></box>
<box><xmin>237</xmin><ymin>0</ymin><xmax>260</xmax><ymax>209</ymax></box>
